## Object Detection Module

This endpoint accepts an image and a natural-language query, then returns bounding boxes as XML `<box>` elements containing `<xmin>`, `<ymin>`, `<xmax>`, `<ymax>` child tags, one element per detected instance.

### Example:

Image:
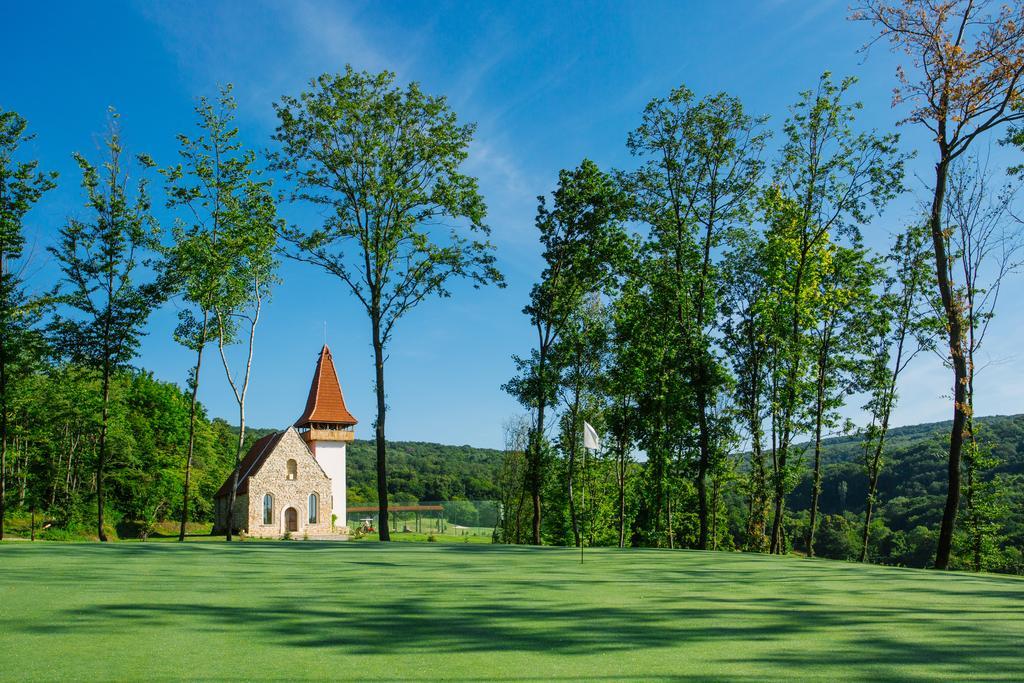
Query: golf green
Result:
<box><xmin>1</xmin><ymin>542</ymin><xmax>1021</xmax><ymax>680</ymax></box>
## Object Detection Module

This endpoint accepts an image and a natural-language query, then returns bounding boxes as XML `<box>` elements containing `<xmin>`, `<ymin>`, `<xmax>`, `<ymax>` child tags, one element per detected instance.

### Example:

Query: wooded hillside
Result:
<box><xmin>782</xmin><ymin>414</ymin><xmax>1024</xmax><ymax>571</ymax></box>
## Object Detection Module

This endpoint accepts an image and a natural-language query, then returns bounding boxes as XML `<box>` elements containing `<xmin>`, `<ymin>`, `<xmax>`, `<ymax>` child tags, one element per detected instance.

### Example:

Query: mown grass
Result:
<box><xmin>0</xmin><ymin>542</ymin><xmax>1022</xmax><ymax>681</ymax></box>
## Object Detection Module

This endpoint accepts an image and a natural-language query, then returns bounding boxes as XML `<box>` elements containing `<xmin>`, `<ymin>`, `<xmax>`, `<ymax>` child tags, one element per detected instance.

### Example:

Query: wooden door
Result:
<box><xmin>285</xmin><ymin>507</ymin><xmax>298</xmax><ymax>532</ymax></box>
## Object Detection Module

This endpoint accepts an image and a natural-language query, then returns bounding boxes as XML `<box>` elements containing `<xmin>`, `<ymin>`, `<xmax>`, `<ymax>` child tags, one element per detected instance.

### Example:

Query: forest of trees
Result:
<box><xmin>0</xmin><ymin>368</ymin><xmax>242</xmax><ymax>540</ymax></box>
<box><xmin>498</xmin><ymin>1</ymin><xmax>1024</xmax><ymax>574</ymax></box>
<box><xmin>496</xmin><ymin>413</ymin><xmax>1024</xmax><ymax>573</ymax></box>
<box><xmin>1</xmin><ymin>1</ymin><xmax>1023</xmax><ymax>575</ymax></box>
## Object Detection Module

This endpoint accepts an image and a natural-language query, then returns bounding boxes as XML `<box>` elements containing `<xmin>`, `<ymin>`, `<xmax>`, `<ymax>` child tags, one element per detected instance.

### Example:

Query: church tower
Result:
<box><xmin>294</xmin><ymin>345</ymin><xmax>357</xmax><ymax>530</ymax></box>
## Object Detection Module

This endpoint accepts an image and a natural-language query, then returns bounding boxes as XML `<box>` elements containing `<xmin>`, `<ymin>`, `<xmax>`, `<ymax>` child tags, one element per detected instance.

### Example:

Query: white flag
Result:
<box><xmin>583</xmin><ymin>421</ymin><xmax>601</xmax><ymax>451</ymax></box>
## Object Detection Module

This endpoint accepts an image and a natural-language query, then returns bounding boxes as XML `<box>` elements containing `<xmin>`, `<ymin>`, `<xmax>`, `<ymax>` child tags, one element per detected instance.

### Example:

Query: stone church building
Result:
<box><xmin>213</xmin><ymin>345</ymin><xmax>357</xmax><ymax>537</ymax></box>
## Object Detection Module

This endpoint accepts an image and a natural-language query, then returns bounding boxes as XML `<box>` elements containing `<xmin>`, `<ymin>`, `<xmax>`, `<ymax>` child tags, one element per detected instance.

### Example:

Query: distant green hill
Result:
<box><xmin>782</xmin><ymin>413</ymin><xmax>1024</xmax><ymax>569</ymax></box>
<box><xmin>234</xmin><ymin>427</ymin><xmax>503</xmax><ymax>504</ymax></box>
<box><xmin>787</xmin><ymin>413</ymin><xmax>1024</xmax><ymax>514</ymax></box>
<box><xmin>790</xmin><ymin>414</ymin><xmax>1024</xmax><ymax>469</ymax></box>
<box><xmin>346</xmin><ymin>439</ymin><xmax>503</xmax><ymax>503</ymax></box>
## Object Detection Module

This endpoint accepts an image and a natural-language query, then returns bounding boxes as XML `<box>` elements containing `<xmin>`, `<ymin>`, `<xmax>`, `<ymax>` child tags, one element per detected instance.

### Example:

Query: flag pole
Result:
<box><xmin>581</xmin><ymin>421</ymin><xmax>600</xmax><ymax>565</ymax></box>
<box><xmin>581</xmin><ymin>442</ymin><xmax>586</xmax><ymax>565</ymax></box>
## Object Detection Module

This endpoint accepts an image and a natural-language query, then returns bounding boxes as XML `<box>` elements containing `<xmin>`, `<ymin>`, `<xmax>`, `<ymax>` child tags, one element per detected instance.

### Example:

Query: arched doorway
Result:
<box><xmin>285</xmin><ymin>507</ymin><xmax>298</xmax><ymax>533</ymax></box>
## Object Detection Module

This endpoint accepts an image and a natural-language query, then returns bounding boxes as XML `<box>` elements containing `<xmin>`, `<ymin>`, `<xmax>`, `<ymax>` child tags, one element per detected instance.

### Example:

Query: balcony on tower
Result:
<box><xmin>297</xmin><ymin>423</ymin><xmax>355</xmax><ymax>444</ymax></box>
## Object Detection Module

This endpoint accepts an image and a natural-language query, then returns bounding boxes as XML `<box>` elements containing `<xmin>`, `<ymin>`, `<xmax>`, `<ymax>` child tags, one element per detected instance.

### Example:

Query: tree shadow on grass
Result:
<box><xmin>23</xmin><ymin>592</ymin><xmax>1023</xmax><ymax>680</ymax></box>
<box><xmin>4</xmin><ymin>544</ymin><xmax>1024</xmax><ymax>680</ymax></box>
<box><xmin>22</xmin><ymin>589</ymin><xmax>1024</xmax><ymax>678</ymax></box>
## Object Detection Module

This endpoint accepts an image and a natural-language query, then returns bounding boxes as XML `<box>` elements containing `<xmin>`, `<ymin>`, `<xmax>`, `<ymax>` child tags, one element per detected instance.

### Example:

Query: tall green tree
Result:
<box><xmin>805</xmin><ymin>242</ymin><xmax>879</xmax><ymax>557</ymax></box>
<box><xmin>49</xmin><ymin>112</ymin><xmax>166</xmax><ymax>541</ymax></box>
<box><xmin>0</xmin><ymin>108</ymin><xmax>56</xmax><ymax>541</ymax></box>
<box><xmin>162</xmin><ymin>85</ymin><xmax>274</xmax><ymax>541</ymax></box>
<box><xmin>495</xmin><ymin>415</ymin><xmax>531</xmax><ymax>545</ymax></box>
<box><xmin>757</xmin><ymin>76</ymin><xmax>901</xmax><ymax>557</ymax></box>
<box><xmin>504</xmin><ymin>160</ymin><xmax>629</xmax><ymax>545</ymax></box>
<box><xmin>272</xmin><ymin>67</ymin><xmax>503</xmax><ymax>541</ymax></box>
<box><xmin>854</xmin><ymin>0</ymin><xmax>1024</xmax><ymax>569</ymax></box>
<box><xmin>209</xmin><ymin>159</ymin><xmax>279</xmax><ymax>544</ymax></box>
<box><xmin>625</xmin><ymin>86</ymin><xmax>767</xmax><ymax>549</ymax></box>
<box><xmin>942</xmin><ymin>157</ymin><xmax>1022</xmax><ymax>570</ymax></box>
<box><xmin>721</xmin><ymin>233</ymin><xmax>773</xmax><ymax>552</ymax></box>
<box><xmin>762</xmin><ymin>73</ymin><xmax>904</xmax><ymax>553</ymax></box>
<box><xmin>612</xmin><ymin>250</ymin><xmax>686</xmax><ymax>548</ymax></box>
<box><xmin>859</xmin><ymin>225</ymin><xmax>933</xmax><ymax>562</ymax></box>
<box><xmin>604</xmin><ymin>279</ymin><xmax>646</xmax><ymax>548</ymax></box>
<box><xmin>553</xmin><ymin>294</ymin><xmax>610</xmax><ymax>547</ymax></box>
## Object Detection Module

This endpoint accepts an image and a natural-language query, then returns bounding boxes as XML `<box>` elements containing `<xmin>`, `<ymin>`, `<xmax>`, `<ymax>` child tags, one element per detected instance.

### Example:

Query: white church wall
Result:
<box><xmin>313</xmin><ymin>440</ymin><xmax>347</xmax><ymax>530</ymax></box>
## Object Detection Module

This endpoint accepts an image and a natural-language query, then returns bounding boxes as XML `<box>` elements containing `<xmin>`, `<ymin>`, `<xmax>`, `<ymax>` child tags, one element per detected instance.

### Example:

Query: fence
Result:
<box><xmin>345</xmin><ymin>500</ymin><xmax>499</xmax><ymax>537</ymax></box>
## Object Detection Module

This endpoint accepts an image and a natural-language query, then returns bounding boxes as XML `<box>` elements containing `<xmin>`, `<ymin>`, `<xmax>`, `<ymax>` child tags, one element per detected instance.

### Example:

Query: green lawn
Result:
<box><xmin>1</xmin><ymin>543</ymin><xmax>1021</xmax><ymax>681</ymax></box>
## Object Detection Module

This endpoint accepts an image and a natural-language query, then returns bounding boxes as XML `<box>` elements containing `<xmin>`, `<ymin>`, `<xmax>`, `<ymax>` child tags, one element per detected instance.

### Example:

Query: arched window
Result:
<box><xmin>308</xmin><ymin>493</ymin><xmax>318</xmax><ymax>524</ymax></box>
<box><xmin>286</xmin><ymin>459</ymin><xmax>297</xmax><ymax>480</ymax></box>
<box><xmin>263</xmin><ymin>493</ymin><xmax>274</xmax><ymax>525</ymax></box>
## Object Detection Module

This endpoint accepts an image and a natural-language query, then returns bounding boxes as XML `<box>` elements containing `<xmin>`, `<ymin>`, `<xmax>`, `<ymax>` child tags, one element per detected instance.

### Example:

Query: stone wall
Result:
<box><xmin>244</xmin><ymin>428</ymin><xmax>335</xmax><ymax>538</ymax></box>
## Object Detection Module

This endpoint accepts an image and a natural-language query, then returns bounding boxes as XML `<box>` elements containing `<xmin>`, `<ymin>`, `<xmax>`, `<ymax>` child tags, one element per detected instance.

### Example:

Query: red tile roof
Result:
<box><xmin>294</xmin><ymin>344</ymin><xmax>358</xmax><ymax>427</ymax></box>
<box><xmin>214</xmin><ymin>431</ymin><xmax>285</xmax><ymax>499</ymax></box>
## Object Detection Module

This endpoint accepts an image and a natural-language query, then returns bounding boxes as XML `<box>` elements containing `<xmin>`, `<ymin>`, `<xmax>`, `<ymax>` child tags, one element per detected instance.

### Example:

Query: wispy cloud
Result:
<box><xmin>133</xmin><ymin>0</ymin><xmax>419</xmax><ymax>126</ymax></box>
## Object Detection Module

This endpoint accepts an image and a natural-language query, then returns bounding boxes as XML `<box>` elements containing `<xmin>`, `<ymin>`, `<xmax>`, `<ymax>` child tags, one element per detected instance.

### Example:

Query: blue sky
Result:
<box><xmin>3</xmin><ymin>1</ymin><xmax>1022</xmax><ymax>449</ymax></box>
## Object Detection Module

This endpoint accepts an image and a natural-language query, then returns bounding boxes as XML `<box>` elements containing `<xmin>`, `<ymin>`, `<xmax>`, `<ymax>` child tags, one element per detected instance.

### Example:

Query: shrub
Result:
<box><xmin>815</xmin><ymin>514</ymin><xmax>859</xmax><ymax>561</ymax></box>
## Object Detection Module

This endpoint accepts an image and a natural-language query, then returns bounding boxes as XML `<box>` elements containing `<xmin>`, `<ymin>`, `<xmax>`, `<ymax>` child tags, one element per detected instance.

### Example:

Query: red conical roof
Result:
<box><xmin>294</xmin><ymin>345</ymin><xmax>358</xmax><ymax>427</ymax></box>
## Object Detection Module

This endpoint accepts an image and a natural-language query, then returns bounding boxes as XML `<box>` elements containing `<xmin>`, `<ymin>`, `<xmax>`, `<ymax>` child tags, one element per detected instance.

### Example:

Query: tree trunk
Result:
<box><xmin>179</xmin><ymin>312</ymin><xmax>208</xmax><ymax>542</ymax></box>
<box><xmin>711</xmin><ymin>478</ymin><xmax>720</xmax><ymax>551</ymax></box>
<box><xmin>531</xmin><ymin>426</ymin><xmax>542</xmax><ymax>545</ymax></box>
<box><xmin>0</xmin><ymin>438</ymin><xmax>4</xmax><ymax>544</ymax></box>
<box><xmin>0</xmin><ymin>322</ymin><xmax>5</xmax><ymax>542</ymax></box>
<box><xmin>1</xmin><ymin>219</ymin><xmax>8</xmax><ymax>541</ymax></box>
<box><xmin>806</xmin><ymin>344</ymin><xmax>828</xmax><ymax>557</ymax></box>
<box><xmin>225</xmin><ymin>401</ymin><xmax>245</xmax><ymax>542</ymax></box>
<box><xmin>965</xmin><ymin>442</ymin><xmax>980</xmax><ymax>571</ymax></box>
<box><xmin>515</xmin><ymin>483</ymin><xmax>526</xmax><ymax>545</ymax></box>
<box><xmin>769</xmin><ymin>375</ymin><xmax>784</xmax><ymax>555</ymax></box>
<box><xmin>964</xmin><ymin>366</ymin><xmax>981</xmax><ymax>572</ymax></box>
<box><xmin>695</xmin><ymin>388</ymin><xmax>711</xmax><ymax>550</ymax></box>
<box><xmin>666</xmin><ymin>482</ymin><xmax>674</xmax><ymax>550</ymax></box>
<box><xmin>768</xmin><ymin>346</ymin><xmax>783</xmax><ymax>554</ymax></box>
<box><xmin>568</xmin><ymin>388</ymin><xmax>581</xmax><ymax>547</ymax></box>
<box><xmin>769</xmin><ymin>484</ymin><xmax>784</xmax><ymax>554</ymax></box>
<box><xmin>372</xmin><ymin>316</ymin><xmax>391</xmax><ymax>542</ymax></box>
<box><xmin>0</xmin><ymin>435</ymin><xmax>5</xmax><ymax>542</ymax></box>
<box><xmin>746</xmin><ymin>443</ymin><xmax>768</xmax><ymax>551</ymax></box>
<box><xmin>617</xmin><ymin>434</ymin><xmax>626</xmax><ymax>549</ymax></box>
<box><xmin>220</xmin><ymin>287</ymin><xmax>261</xmax><ymax>542</ymax></box>
<box><xmin>97</xmin><ymin>361</ymin><xmax>112</xmax><ymax>542</ymax></box>
<box><xmin>742</xmin><ymin>310</ymin><xmax>769</xmax><ymax>553</ymax></box>
<box><xmin>930</xmin><ymin>158</ymin><xmax>967</xmax><ymax>570</ymax></box>
<box><xmin>859</xmin><ymin>446</ymin><xmax>879</xmax><ymax>562</ymax></box>
<box><xmin>771</xmin><ymin>252</ymin><xmax>808</xmax><ymax>555</ymax></box>
<box><xmin>861</xmin><ymin>400</ymin><xmax>893</xmax><ymax>563</ymax></box>
<box><xmin>530</xmin><ymin>339</ymin><xmax>547</xmax><ymax>546</ymax></box>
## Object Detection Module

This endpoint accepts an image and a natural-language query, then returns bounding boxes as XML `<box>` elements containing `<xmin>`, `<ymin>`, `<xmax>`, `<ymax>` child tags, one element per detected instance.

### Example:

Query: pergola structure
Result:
<box><xmin>346</xmin><ymin>505</ymin><xmax>445</xmax><ymax>533</ymax></box>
